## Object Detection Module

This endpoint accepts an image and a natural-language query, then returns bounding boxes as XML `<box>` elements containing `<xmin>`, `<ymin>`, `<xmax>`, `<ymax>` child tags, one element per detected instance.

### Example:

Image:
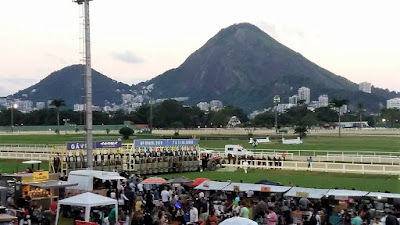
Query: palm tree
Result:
<box><xmin>50</xmin><ymin>99</ymin><xmax>66</xmax><ymax>126</ymax></box>
<box><xmin>357</xmin><ymin>103</ymin><xmax>364</xmax><ymax>129</ymax></box>
<box><xmin>330</xmin><ymin>98</ymin><xmax>349</xmax><ymax>137</ymax></box>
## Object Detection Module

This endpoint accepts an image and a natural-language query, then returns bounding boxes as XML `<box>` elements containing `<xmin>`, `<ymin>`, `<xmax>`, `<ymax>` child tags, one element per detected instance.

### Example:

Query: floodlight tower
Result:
<box><xmin>73</xmin><ymin>0</ymin><xmax>94</xmax><ymax>169</ymax></box>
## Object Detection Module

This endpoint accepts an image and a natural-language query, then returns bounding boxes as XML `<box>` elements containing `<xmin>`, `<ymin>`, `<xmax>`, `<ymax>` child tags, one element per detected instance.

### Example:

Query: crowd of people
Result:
<box><xmin>2</xmin><ymin>175</ymin><xmax>400</xmax><ymax>225</ymax></box>
<box><xmin>60</xmin><ymin>176</ymin><xmax>399</xmax><ymax>225</ymax></box>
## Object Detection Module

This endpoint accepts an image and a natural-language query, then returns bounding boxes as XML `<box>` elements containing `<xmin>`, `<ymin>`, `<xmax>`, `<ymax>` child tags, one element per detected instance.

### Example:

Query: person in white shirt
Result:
<box><xmin>246</xmin><ymin>190</ymin><xmax>254</xmax><ymax>198</ymax></box>
<box><xmin>137</xmin><ymin>182</ymin><xmax>144</xmax><ymax>193</ymax></box>
<box><xmin>243</xmin><ymin>161</ymin><xmax>249</xmax><ymax>173</ymax></box>
<box><xmin>189</xmin><ymin>204</ymin><xmax>199</xmax><ymax>223</ymax></box>
<box><xmin>199</xmin><ymin>192</ymin><xmax>205</xmax><ymax>199</ymax></box>
<box><xmin>161</xmin><ymin>187</ymin><xmax>170</xmax><ymax>207</ymax></box>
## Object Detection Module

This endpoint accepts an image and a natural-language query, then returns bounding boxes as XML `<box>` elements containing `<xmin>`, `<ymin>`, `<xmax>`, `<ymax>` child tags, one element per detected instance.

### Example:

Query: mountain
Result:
<box><xmin>12</xmin><ymin>65</ymin><xmax>132</xmax><ymax>107</ymax></box>
<box><xmin>141</xmin><ymin>23</ymin><xmax>398</xmax><ymax>112</ymax></box>
<box><xmin>10</xmin><ymin>23</ymin><xmax>399</xmax><ymax>112</ymax></box>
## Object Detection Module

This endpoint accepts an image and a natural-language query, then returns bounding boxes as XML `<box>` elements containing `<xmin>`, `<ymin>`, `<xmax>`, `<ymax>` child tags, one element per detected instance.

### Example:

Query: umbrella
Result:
<box><xmin>220</xmin><ymin>217</ymin><xmax>257</xmax><ymax>225</ymax></box>
<box><xmin>188</xmin><ymin>178</ymin><xmax>210</xmax><ymax>187</ymax></box>
<box><xmin>141</xmin><ymin>177</ymin><xmax>167</xmax><ymax>185</ymax></box>
<box><xmin>255</xmin><ymin>180</ymin><xmax>282</xmax><ymax>186</ymax></box>
<box><xmin>166</xmin><ymin>177</ymin><xmax>193</xmax><ymax>184</ymax></box>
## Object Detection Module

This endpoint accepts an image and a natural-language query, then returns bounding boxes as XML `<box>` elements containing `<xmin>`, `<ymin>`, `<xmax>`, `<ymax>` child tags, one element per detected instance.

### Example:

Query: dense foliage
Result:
<box><xmin>1</xmin><ymin>99</ymin><xmax>398</xmax><ymax>128</ymax></box>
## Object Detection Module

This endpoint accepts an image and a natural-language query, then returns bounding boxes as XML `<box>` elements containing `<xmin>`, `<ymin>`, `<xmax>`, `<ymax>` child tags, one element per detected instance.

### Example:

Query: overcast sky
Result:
<box><xmin>1</xmin><ymin>0</ymin><xmax>399</xmax><ymax>96</ymax></box>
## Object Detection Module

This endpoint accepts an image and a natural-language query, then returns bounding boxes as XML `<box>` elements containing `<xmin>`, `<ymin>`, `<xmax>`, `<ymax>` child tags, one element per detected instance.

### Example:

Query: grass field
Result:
<box><xmin>0</xmin><ymin>159</ymin><xmax>50</xmax><ymax>174</ymax></box>
<box><xmin>0</xmin><ymin>134</ymin><xmax>399</xmax><ymax>152</ymax></box>
<box><xmin>162</xmin><ymin>169</ymin><xmax>400</xmax><ymax>192</ymax></box>
<box><xmin>0</xmin><ymin>134</ymin><xmax>399</xmax><ymax>193</ymax></box>
<box><xmin>199</xmin><ymin>136</ymin><xmax>400</xmax><ymax>152</ymax></box>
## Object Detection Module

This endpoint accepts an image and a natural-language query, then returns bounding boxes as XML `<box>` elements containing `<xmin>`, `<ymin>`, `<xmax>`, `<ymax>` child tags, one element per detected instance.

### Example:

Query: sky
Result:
<box><xmin>1</xmin><ymin>0</ymin><xmax>399</xmax><ymax>97</ymax></box>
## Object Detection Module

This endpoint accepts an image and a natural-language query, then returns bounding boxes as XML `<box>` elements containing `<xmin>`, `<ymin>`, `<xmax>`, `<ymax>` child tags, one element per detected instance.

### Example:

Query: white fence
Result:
<box><xmin>225</xmin><ymin>160</ymin><xmax>400</xmax><ymax>175</ymax></box>
<box><xmin>208</xmin><ymin>148</ymin><xmax>400</xmax><ymax>165</ymax></box>
<box><xmin>0</xmin><ymin>144</ymin><xmax>398</xmax><ymax>166</ymax></box>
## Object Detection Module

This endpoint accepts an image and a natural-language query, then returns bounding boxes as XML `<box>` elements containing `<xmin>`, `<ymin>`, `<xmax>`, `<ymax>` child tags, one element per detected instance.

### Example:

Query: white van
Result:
<box><xmin>67</xmin><ymin>170</ymin><xmax>126</xmax><ymax>191</ymax></box>
<box><xmin>224</xmin><ymin>145</ymin><xmax>254</xmax><ymax>156</ymax></box>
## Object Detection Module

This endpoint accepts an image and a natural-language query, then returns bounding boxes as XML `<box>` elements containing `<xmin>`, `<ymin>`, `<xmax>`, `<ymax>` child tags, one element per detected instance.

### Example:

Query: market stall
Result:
<box><xmin>1</xmin><ymin>171</ymin><xmax>76</xmax><ymax>209</ymax></box>
<box><xmin>222</xmin><ymin>182</ymin><xmax>292</xmax><ymax>193</ymax></box>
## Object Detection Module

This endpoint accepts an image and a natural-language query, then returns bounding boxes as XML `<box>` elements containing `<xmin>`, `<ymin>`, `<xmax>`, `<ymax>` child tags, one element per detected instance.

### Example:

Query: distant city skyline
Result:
<box><xmin>0</xmin><ymin>0</ymin><xmax>399</xmax><ymax>96</ymax></box>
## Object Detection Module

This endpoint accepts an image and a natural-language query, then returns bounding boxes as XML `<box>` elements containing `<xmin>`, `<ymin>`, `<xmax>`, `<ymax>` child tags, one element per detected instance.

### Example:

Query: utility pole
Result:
<box><xmin>273</xmin><ymin>95</ymin><xmax>280</xmax><ymax>133</ymax></box>
<box><xmin>149</xmin><ymin>99</ymin><xmax>154</xmax><ymax>133</ymax></box>
<box><xmin>74</xmin><ymin>0</ymin><xmax>93</xmax><ymax>169</ymax></box>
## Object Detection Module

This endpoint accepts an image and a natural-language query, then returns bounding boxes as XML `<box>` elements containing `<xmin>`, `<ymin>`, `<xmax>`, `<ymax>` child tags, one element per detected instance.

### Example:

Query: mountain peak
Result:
<box><xmin>142</xmin><ymin>23</ymin><xmax>386</xmax><ymax>111</ymax></box>
<box><xmin>12</xmin><ymin>65</ymin><xmax>132</xmax><ymax>107</ymax></box>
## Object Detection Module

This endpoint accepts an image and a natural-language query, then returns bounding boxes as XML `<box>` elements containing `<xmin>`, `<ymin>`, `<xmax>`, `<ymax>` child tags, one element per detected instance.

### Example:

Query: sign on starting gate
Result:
<box><xmin>134</xmin><ymin>139</ymin><xmax>198</xmax><ymax>147</ymax></box>
<box><xmin>67</xmin><ymin>141</ymin><xmax>122</xmax><ymax>150</ymax></box>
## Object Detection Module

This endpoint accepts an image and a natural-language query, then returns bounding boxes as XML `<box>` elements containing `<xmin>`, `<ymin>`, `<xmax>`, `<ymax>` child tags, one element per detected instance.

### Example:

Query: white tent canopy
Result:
<box><xmin>222</xmin><ymin>182</ymin><xmax>292</xmax><ymax>193</ymax></box>
<box><xmin>284</xmin><ymin>187</ymin><xmax>329</xmax><ymax>199</ymax></box>
<box><xmin>220</xmin><ymin>217</ymin><xmax>258</xmax><ymax>225</ymax></box>
<box><xmin>326</xmin><ymin>189</ymin><xmax>368</xmax><ymax>197</ymax></box>
<box><xmin>367</xmin><ymin>192</ymin><xmax>400</xmax><ymax>199</ymax></box>
<box><xmin>55</xmin><ymin>192</ymin><xmax>118</xmax><ymax>225</ymax></box>
<box><xmin>194</xmin><ymin>181</ymin><xmax>231</xmax><ymax>191</ymax></box>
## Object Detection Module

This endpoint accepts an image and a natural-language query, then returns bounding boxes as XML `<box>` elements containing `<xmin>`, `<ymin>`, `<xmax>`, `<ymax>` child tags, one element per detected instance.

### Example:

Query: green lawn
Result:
<box><xmin>0</xmin><ymin>159</ymin><xmax>50</xmax><ymax>174</ymax></box>
<box><xmin>0</xmin><ymin>134</ymin><xmax>399</xmax><ymax>152</ymax></box>
<box><xmin>162</xmin><ymin>169</ymin><xmax>400</xmax><ymax>193</ymax></box>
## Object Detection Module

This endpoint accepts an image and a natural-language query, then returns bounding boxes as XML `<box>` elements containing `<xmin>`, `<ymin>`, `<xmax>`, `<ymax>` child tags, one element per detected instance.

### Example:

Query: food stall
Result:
<box><xmin>1</xmin><ymin>171</ymin><xmax>77</xmax><ymax>210</ymax></box>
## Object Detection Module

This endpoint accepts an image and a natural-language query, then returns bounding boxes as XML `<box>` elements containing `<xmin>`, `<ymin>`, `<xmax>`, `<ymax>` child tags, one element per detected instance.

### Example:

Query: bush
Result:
<box><xmin>174</xmin><ymin>131</ymin><xmax>179</xmax><ymax>136</ymax></box>
<box><xmin>119</xmin><ymin>127</ymin><xmax>134</xmax><ymax>140</ymax></box>
<box><xmin>75</xmin><ymin>128</ymin><xmax>79</xmax><ymax>133</ymax></box>
<box><xmin>106</xmin><ymin>128</ymin><xmax>110</xmax><ymax>134</ymax></box>
<box><xmin>55</xmin><ymin>129</ymin><xmax>60</xmax><ymax>135</ymax></box>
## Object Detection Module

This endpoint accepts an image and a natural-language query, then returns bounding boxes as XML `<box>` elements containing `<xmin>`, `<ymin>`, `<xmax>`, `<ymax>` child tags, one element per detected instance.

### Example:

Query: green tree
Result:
<box><xmin>330</xmin><ymin>98</ymin><xmax>349</xmax><ymax>137</ymax></box>
<box><xmin>253</xmin><ymin>112</ymin><xmax>275</xmax><ymax>127</ymax></box>
<box><xmin>294</xmin><ymin>126</ymin><xmax>308</xmax><ymax>137</ymax></box>
<box><xmin>50</xmin><ymin>99</ymin><xmax>66</xmax><ymax>126</ymax></box>
<box><xmin>314</xmin><ymin>107</ymin><xmax>338</xmax><ymax>123</ymax></box>
<box><xmin>381</xmin><ymin>108</ymin><xmax>400</xmax><ymax>128</ymax></box>
<box><xmin>119</xmin><ymin>127</ymin><xmax>134</xmax><ymax>139</ymax></box>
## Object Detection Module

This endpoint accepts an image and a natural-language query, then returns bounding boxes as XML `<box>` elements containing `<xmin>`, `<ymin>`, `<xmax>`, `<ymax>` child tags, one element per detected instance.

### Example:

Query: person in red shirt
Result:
<box><xmin>50</xmin><ymin>198</ymin><xmax>58</xmax><ymax>225</ymax></box>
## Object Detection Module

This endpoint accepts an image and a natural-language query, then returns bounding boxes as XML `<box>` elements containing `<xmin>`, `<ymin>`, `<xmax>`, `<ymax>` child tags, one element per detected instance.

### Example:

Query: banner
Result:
<box><xmin>296</xmin><ymin>192</ymin><xmax>309</xmax><ymax>198</ymax></box>
<box><xmin>67</xmin><ymin>141</ymin><xmax>122</xmax><ymax>150</ymax></box>
<box><xmin>95</xmin><ymin>141</ymin><xmax>122</xmax><ymax>149</ymax></box>
<box><xmin>134</xmin><ymin>139</ymin><xmax>198</xmax><ymax>147</ymax></box>
<box><xmin>261</xmin><ymin>186</ymin><xmax>271</xmax><ymax>192</ymax></box>
<box><xmin>33</xmin><ymin>171</ymin><xmax>49</xmax><ymax>182</ymax></box>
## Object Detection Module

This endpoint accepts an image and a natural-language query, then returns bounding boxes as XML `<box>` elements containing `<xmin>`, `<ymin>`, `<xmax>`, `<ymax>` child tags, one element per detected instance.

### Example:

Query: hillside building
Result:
<box><xmin>121</xmin><ymin>94</ymin><xmax>134</xmax><ymax>104</ymax></box>
<box><xmin>318</xmin><ymin>95</ymin><xmax>329</xmax><ymax>108</ymax></box>
<box><xmin>359</xmin><ymin>82</ymin><xmax>372</xmax><ymax>93</ymax></box>
<box><xmin>298</xmin><ymin>87</ymin><xmax>311</xmax><ymax>104</ymax></box>
<box><xmin>74</xmin><ymin>104</ymin><xmax>85</xmax><ymax>112</ymax></box>
<box><xmin>197</xmin><ymin>102</ymin><xmax>210</xmax><ymax>111</ymax></box>
<box><xmin>15</xmin><ymin>100</ymin><xmax>33</xmax><ymax>113</ymax></box>
<box><xmin>289</xmin><ymin>95</ymin><xmax>299</xmax><ymax>105</ymax></box>
<box><xmin>210</xmin><ymin>100</ymin><xmax>223</xmax><ymax>111</ymax></box>
<box><xmin>277</xmin><ymin>103</ymin><xmax>296</xmax><ymax>113</ymax></box>
<box><xmin>36</xmin><ymin>102</ymin><xmax>45</xmax><ymax>110</ymax></box>
<box><xmin>249</xmin><ymin>109</ymin><xmax>267</xmax><ymax>120</ymax></box>
<box><xmin>387</xmin><ymin>98</ymin><xmax>400</xmax><ymax>109</ymax></box>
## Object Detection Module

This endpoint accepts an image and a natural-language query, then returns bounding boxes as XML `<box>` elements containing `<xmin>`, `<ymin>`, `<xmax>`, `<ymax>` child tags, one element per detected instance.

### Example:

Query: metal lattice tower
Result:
<box><xmin>73</xmin><ymin>0</ymin><xmax>94</xmax><ymax>169</ymax></box>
